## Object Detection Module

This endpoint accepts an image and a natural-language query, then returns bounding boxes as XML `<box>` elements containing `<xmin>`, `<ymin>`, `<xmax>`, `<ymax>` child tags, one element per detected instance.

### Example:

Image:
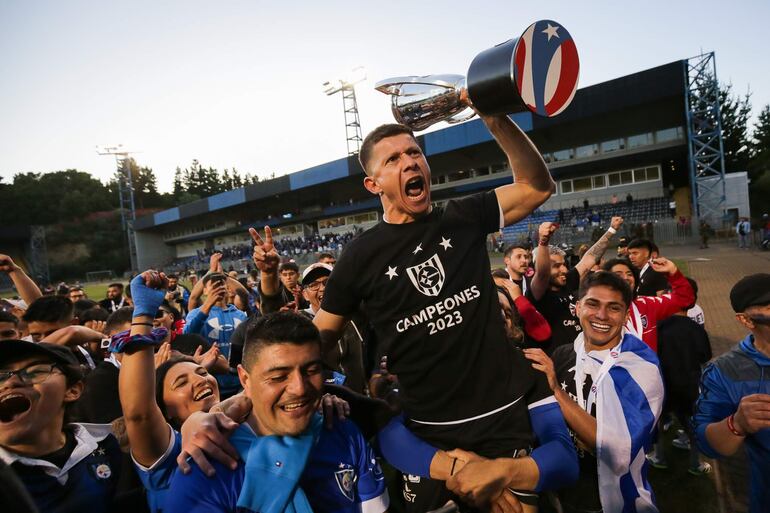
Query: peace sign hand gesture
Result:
<box><xmin>250</xmin><ymin>226</ymin><xmax>280</xmax><ymax>273</ymax></box>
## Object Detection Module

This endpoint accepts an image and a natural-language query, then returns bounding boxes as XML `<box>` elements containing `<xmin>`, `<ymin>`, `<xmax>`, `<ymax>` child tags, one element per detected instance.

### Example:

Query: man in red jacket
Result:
<box><xmin>602</xmin><ymin>257</ymin><xmax>694</xmax><ymax>352</ymax></box>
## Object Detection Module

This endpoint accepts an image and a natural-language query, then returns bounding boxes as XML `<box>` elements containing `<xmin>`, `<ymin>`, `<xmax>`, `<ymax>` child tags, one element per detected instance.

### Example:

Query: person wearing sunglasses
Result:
<box><xmin>0</xmin><ymin>339</ymin><xmax>122</xmax><ymax>513</ymax></box>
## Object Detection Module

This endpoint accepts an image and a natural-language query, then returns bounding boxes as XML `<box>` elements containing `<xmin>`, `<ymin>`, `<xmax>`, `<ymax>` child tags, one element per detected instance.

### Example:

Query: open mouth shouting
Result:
<box><xmin>0</xmin><ymin>392</ymin><xmax>32</xmax><ymax>424</ymax></box>
<box><xmin>404</xmin><ymin>176</ymin><xmax>427</xmax><ymax>202</ymax></box>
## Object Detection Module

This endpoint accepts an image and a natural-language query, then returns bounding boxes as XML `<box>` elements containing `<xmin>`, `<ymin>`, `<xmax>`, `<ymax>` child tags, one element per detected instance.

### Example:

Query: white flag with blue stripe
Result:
<box><xmin>574</xmin><ymin>330</ymin><xmax>664</xmax><ymax>512</ymax></box>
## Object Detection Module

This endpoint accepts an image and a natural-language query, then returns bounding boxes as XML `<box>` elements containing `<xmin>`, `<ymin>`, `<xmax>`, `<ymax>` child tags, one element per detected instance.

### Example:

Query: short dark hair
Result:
<box><xmin>318</xmin><ymin>252</ymin><xmax>334</xmax><ymax>261</ymax></box>
<box><xmin>578</xmin><ymin>271</ymin><xmax>633</xmax><ymax>309</ymax></box>
<box><xmin>626</xmin><ymin>238</ymin><xmax>654</xmax><ymax>253</ymax></box>
<box><xmin>242</xmin><ymin>312</ymin><xmax>321</xmax><ymax>371</ymax></box>
<box><xmin>359</xmin><ymin>124</ymin><xmax>417</xmax><ymax>176</ymax></box>
<box><xmin>69</xmin><ymin>286</ymin><xmax>84</xmax><ymax>293</ymax></box>
<box><xmin>167</xmin><ymin>274</ymin><xmax>179</xmax><ymax>280</ymax></box>
<box><xmin>22</xmin><ymin>296</ymin><xmax>74</xmax><ymax>324</ymax></box>
<box><xmin>170</xmin><ymin>333</ymin><xmax>210</xmax><ymax>356</ymax></box>
<box><xmin>503</xmin><ymin>243</ymin><xmax>529</xmax><ymax>258</ymax></box>
<box><xmin>685</xmin><ymin>278</ymin><xmax>699</xmax><ymax>310</ymax></box>
<box><xmin>73</xmin><ymin>299</ymin><xmax>98</xmax><ymax>322</ymax></box>
<box><xmin>158</xmin><ymin>300</ymin><xmax>181</xmax><ymax>321</ymax></box>
<box><xmin>491</xmin><ymin>268</ymin><xmax>510</xmax><ymax>280</ymax></box>
<box><xmin>0</xmin><ymin>310</ymin><xmax>19</xmax><ymax>326</ymax></box>
<box><xmin>279</xmin><ymin>262</ymin><xmax>299</xmax><ymax>273</ymax></box>
<box><xmin>79</xmin><ymin>305</ymin><xmax>109</xmax><ymax>324</ymax></box>
<box><xmin>107</xmin><ymin>283</ymin><xmax>124</xmax><ymax>291</ymax></box>
<box><xmin>202</xmin><ymin>272</ymin><xmax>226</xmax><ymax>287</ymax></box>
<box><xmin>105</xmin><ymin>307</ymin><xmax>134</xmax><ymax>334</ymax></box>
<box><xmin>602</xmin><ymin>258</ymin><xmax>640</xmax><ymax>292</ymax></box>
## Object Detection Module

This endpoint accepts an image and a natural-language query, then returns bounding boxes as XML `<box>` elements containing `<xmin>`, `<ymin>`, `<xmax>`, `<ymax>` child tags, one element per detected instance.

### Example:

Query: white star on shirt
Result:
<box><xmin>385</xmin><ymin>266</ymin><xmax>398</xmax><ymax>280</ymax></box>
<box><xmin>439</xmin><ymin>237</ymin><xmax>452</xmax><ymax>251</ymax></box>
<box><xmin>542</xmin><ymin>23</ymin><xmax>560</xmax><ymax>41</ymax></box>
<box><xmin>561</xmin><ymin>381</ymin><xmax>568</xmax><ymax>391</ymax></box>
<box><xmin>413</xmin><ymin>243</ymin><xmax>423</xmax><ymax>255</ymax></box>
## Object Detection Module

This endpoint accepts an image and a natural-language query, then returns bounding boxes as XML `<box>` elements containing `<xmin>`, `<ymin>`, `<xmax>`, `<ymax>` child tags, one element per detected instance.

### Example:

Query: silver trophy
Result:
<box><xmin>375</xmin><ymin>20</ymin><xmax>580</xmax><ymax>131</ymax></box>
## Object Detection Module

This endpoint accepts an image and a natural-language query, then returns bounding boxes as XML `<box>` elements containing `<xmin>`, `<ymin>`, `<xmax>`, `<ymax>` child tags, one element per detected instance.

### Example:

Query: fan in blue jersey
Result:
<box><xmin>184</xmin><ymin>272</ymin><xmax>248</xmax><ymax>397</ymax></box>
<box><xmin>164</xmin><ymin>312</ymin><xmax>389</xmax><ymax>513</ymax></box>
<box><xmin>0</xmin><ymin>339</ymin><xmax>122</xmax><ymax>513</ymax></box>
<box><xmin>118</xmin><ymin>271</ymin><xmax>253</xmax><ymax>513</ymax></box>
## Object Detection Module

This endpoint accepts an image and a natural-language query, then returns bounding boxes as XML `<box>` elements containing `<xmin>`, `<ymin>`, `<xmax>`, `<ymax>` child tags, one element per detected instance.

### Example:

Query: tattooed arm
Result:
<box><xmin>574</xmin><ymin>217</ymin><xmax>623</xmax><ymax>277</ymax></box>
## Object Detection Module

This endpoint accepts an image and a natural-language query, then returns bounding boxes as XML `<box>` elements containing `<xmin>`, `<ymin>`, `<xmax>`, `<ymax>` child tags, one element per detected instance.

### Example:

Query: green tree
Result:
<box><xmin>749</xmin><ymin>105</ymin><xmax>770</xmax><ymax>216</ymax></box>
<box><xmin>719</xmin><ymin>83</ymin><xmax>752</xmax><ymax>172</ymax></box>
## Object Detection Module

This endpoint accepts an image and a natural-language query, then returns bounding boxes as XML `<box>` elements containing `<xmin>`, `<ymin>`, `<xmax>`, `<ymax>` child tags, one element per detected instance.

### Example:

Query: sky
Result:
<box><xmin>1</xmin><ymin>0</ymin><xmax>768</xmax><ymax>192</ymax></box>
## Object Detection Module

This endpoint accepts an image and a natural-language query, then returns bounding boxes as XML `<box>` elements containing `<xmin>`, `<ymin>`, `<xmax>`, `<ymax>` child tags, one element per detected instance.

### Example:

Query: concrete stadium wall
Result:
<box><xmin>135</xmin><ymin>231</ymin><xmax>175</xmax><ymax>270</ymax></box>
<box><xmin>542</xmin><ymin>180</ymin><xmax>666</xmax><ymax>211</ymax></box>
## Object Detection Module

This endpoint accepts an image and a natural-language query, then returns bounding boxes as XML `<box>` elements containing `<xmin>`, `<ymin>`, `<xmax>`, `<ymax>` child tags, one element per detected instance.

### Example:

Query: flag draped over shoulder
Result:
<box><xmin>574</xmin><ymin>331</ymin><xmax>664</xmax><ymax>513</ymax></box>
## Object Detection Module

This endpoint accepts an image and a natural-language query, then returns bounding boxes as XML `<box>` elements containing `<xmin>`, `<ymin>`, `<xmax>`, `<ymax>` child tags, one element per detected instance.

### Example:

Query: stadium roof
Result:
<box><xmin>135</xmin><ymin>59</ymin><xmax>686</xmax><ymax>231</ymax></box>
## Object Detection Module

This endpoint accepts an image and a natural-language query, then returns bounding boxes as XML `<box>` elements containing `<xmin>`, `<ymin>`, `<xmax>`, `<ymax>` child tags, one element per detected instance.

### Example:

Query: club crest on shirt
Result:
<box><xmin>406</xmin><ymin>253</ymin><xmax>445</xmax><ymax>297</ymax></box>
<box><xmin>334</xmin><ymin>467</ymin><xmax>356</xmax><ymax>502</ymax></box>
<box><xmin>640</xmin><ymin>314</ymin><xmax>648</xmax><ymax>329</ymax></box>
<box><xmin>91</xmin><ymin>463</ymin><xmax>112</xmax><ymax>480</ymax></box>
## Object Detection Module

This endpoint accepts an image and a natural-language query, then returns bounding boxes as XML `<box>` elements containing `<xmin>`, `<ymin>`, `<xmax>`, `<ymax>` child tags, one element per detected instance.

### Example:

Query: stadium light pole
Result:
<box><xmin>323</xmin><ymin>66</ymin><xmax>366</xmax><ymax>155</ymax></box>
<box><xmin>96</xmin><ymin>144</ymin><xmax>139</xmax><ymax>273</ymax></box>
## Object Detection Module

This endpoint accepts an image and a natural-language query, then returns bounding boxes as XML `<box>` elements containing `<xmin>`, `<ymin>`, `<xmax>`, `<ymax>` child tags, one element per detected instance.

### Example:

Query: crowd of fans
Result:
<box><xmin>191</xmin><ymin>232</ymin><xmax>359</xmax><ymax>264</ymax></box>
<box><xmin>1</xmin><ymin>120</ymin><xmax>769</xmax><ymax>513</ymax></box>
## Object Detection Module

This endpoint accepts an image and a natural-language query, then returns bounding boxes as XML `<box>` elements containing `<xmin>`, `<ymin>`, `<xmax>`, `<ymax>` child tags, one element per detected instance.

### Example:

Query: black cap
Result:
<box><xmin>618</xmin><ymin>237</ymin><xmax>629</xmax><ymax>247</ymax></box>
<box><xmin>730</xmin><ymin>273</ymin><xmax>770</xmax><ymax>313</ymax></box>
<box><xmin>0</xmin><ymin>339</ymin><xmax>79</xmax><ymax>367</ymax></box>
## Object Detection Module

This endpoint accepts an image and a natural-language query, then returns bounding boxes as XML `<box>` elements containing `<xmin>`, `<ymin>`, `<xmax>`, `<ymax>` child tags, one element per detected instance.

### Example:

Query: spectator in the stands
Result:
<box><xmin>318</xmin><ymin>252</ymin><xmax>337</xmax><ymax>265</ymax></box>
<box><xmin>626</xmin><ymin>192</ymin><xmax>633</xmax><ymax>204</ymax></box>
<box><xmin>99</xmin><ymin>283</ymin><xmax>127</xmax><ymax>312</ymax></box>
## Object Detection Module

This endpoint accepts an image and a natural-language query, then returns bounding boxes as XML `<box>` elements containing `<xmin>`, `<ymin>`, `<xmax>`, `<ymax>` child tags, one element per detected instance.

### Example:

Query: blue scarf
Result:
<box><xmin>230</xmin><ymin>413</ymin><xmax>323</xmax><ymax>513</ymax></box>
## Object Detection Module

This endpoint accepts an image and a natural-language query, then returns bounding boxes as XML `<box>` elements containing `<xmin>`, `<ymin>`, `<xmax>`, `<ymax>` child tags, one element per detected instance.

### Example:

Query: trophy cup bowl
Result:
<box><xmin>375</xmin><ymin>20</ymin><xmax>579</xmax><ymax>131</ymax></box>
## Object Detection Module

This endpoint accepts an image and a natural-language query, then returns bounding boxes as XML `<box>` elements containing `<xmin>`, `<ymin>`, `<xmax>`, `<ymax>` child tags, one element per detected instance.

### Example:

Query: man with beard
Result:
<box><xmin>529</xmin><ymin>217</ymin><xmax>623</xmax><ymax>354</ymax></box>
<box><xmin>314</xmin><ymin>116</ymin><xmax>572</xmax><ymax>511</ymax></box>
<box><xmin>503</xmin><ymin>243</ymin><xmax>532</xmax><ymax>293</ymax></box>
<box><xmin>99</xmin><ymin>284</ymin><xmax>127</xmax><ymax>313</ymax></box>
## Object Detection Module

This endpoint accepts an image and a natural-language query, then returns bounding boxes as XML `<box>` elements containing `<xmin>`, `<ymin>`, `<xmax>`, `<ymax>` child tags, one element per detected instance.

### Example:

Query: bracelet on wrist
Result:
<box><xmin>727</xmin><ymin>414</ymin><xmax>745</xmax><ymax>437</ymax></box>
<box><xmin>538</xmin><ymin>239</ymin><xmax>550</xmax><ymax>246</ymax></box>
<box><xmin>607</xmin><ymin>227</ymin><xmax>617</xmax><ymax>235</ymax></box>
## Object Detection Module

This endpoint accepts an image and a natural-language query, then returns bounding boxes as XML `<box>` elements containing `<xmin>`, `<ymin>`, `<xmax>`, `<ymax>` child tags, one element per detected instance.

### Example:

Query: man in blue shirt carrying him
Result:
<box><xmin>166</xmin><ymin>311</ymin><xmax>389</xmax><ymax>513</ymax></box>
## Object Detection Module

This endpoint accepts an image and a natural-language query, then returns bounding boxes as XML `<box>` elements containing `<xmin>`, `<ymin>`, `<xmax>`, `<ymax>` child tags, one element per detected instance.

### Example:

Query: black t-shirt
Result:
<box><xmin>322</xmin><ymin>191</ymin><xmax>552</xmax><ymax>455</ymax></box>
<box><xmin>528</xmin><ymin>267</ymin><xmax>582</xmax><ymax>354</ymax></box>
<box><xmin>39</xmin><ymin>428</ymin><xmax>78</xmax><ymax>469</ymax></box>
<box><xmin>552</xmin><ymin>344</ymin><xmax>602</xmax><ymax>512</ymax></box>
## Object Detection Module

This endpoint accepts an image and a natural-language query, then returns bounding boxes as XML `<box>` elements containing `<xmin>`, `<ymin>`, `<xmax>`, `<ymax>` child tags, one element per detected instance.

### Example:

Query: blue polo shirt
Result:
<box><xmin>164</xmin><ymin>419</ymin><xmax>388</xmax><ymax>513</ymax></box>
<box><xmin>132</xmin><ymin>425</ymin><xmax>182</xmax><ymax>513</ymax></box>
<box><xmin>0</xmin><ymin>423</ymin><xmax>122</xmax><ymax>513</ymax></box>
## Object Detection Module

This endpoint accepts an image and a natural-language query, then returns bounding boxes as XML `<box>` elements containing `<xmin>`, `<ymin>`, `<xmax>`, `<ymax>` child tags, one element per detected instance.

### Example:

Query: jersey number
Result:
<box><xmin>428</xmin><ymin>311</ymin><xmax>463</xmax><ymax>335</ymax></box>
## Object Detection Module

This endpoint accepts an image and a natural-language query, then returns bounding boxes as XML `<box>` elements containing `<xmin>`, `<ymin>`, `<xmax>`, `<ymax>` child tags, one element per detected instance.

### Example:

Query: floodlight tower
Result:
<box><xmin>323</xmin><ymin>67</ymin><xmax>366</xmax><ymax>155</ymax></box>
<box><xmin>97</xmin><ymin>144</ymin><xmax>139</xmax><ymax>272</ymax></box>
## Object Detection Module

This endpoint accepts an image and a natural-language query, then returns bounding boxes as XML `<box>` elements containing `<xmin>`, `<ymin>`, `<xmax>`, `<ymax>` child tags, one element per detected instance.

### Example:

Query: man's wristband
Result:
<box><xmin>727</xmin><ymin>414</ymin><xmax>745</xmax><ymax>437</ymax></box>
<box><xmin>607</xmin><ymin>227</ymin><xmax>617</xmax><ymax>235</ymax></box>
<box><xmin>538</xmin><ymin>238</ymin><xmax>550</xmax><ymax>246</ymax></box>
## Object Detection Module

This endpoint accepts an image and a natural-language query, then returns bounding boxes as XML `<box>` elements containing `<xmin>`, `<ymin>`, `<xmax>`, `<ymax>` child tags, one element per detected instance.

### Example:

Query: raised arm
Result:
<box><xmin>573</xmin><ymin>217</ymin><xmax>623</xmax><ymax>276</ymax></box>
<box><xmin>0</xmin><ymin>254</ymin><xmax>42</xmax><ymax>306</ymax></box>
<box><xmin>529</xmin><ymin>222</ymin><xmax>557</xmax><ymax>301</ymax></box>
<box><xmin>313</xmin><ymin>308</ymin><xmax>350</xmax><ymax>369</ymax></box>
<box><xmin>250</xmin><ymin>226</ymin><xmax>280</xmax><ymax>298</ymax></box>
<box><xmin>119</xmin><ymin>272</ymin><xmax>175</xmax><ymax>467</ymax></box>
<box><xmin>642</xmin><ymin>258</ymin><xmax>695</xmax><ymax>319</ymax></box>
<box><xmin>480</xmin><ymin>114</ymin><xmax>555</xmax><ymax>226</ymax></box>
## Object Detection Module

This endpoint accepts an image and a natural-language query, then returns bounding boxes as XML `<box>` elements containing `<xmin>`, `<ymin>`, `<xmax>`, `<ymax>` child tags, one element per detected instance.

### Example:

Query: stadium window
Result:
<box><xmin>475</xmin><ymin>166</ymin><xmax>490</xmax><ymax>176</ymax></box>
<box><xmin>620</xmin><ymin>170</ymin><xmax>633</xmax><ymax>184</ymax></box>
<box><xmin>560</xmin><ymin>181</ymin><xmax>573</xmax><ymax>194</ymax></box>
<box><xmin>645</xmin><ymin>166</ymin><xmax>660</xmax><ymax>180</ymax></box>
<box><xmin>573</xmin><ymin>177</ymin><xmax>592</xmax><ymax>192</ymax></box>
<box><xmin>576</xmin><ymin>144</ymin><xmax>599</xmax><ymax>159</ymax></box>
<box><xmin>655</xmin><ymin>127</ymin><xmax>682</xmax><ymax>143</ymax></box>
<box><xmin>553</xmin><ymin>149</ymin><xmax>574</xmax><ymax>162</ymax></box>
<box><xmin>447</xmin><ymin>170</ymin><xmax>468</xmax><ymax>182</ymax></box>
<box><xmin>633</xmin><ymin>168</ymin><xmax>647</xmax><ymax>182</ymax></box>
<box><xmin>627</xmin><ymin>133</ymin><xmax>653</xmax><ymax>149</ymax></box>
<box><xmin>601</xmin><ymin>138</ymin><xmax>624</xmax><ymax>153</ymax></box>
<box><xmin>491</xmin><ymin>163</ymin><xmax>507</xmax><ymax>174</ymax></box>
<box><xmin>592</xmin><ymin>175</ymin><xmax>606</xmax><ymax>189</ymax></box>
<box><xmin>608</xmin><ymin>172</ymin><xmax>621</xmax><ymax>187</ymax></box>
<box><xmin>542</xmin><ymin>153</ymin><xmax>553</xmax><ymax>164</ymax></box>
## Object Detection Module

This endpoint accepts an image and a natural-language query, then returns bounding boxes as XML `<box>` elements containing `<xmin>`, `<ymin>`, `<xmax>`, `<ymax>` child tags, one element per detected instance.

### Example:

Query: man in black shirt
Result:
<box><xmin>529</xmin><ymin>217</ymin><xmax>623</xmax><ymax>353</ymax></box>
<box><xmin>525</xmin><ymin>271</ymin><xmax>664</xmax><ymax>513</ymax></box>
<box><xmin>315</xmin><ymin>116</ymin><xmax>558</xmax><ymax>510</ymax></box>
<box><xmin>627</xmin><ymin>239</ymin><xmax>668</xmax><ymax>297</ymax></box>
<box><xmin>503</xmin><ymin>243</ymin><xmax>531</xmax><ymax>294</ymax></box>
<box><xmin>98</xmin><ymin>283</ymin><xmax>127</xmax><ymax>313</ymax></box>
